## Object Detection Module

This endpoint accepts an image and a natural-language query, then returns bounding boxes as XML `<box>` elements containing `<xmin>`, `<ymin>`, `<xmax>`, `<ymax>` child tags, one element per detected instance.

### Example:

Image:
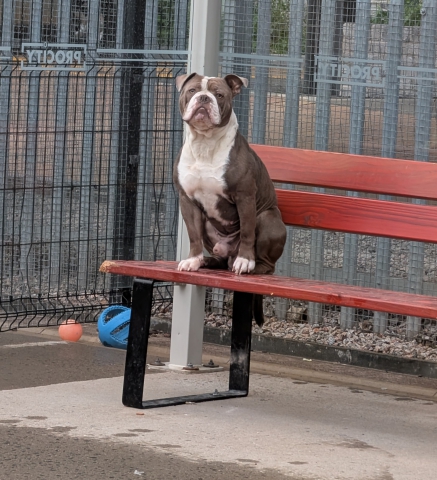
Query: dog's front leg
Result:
<box><xmin>233</xmin><ymin>192</ymin><xmax>257</xmax><ymax>275</ymax></box>
<box><xmin>178</xmin><ymin>194</ymin><xmax>205</xmax><ymax>271</ymax></box>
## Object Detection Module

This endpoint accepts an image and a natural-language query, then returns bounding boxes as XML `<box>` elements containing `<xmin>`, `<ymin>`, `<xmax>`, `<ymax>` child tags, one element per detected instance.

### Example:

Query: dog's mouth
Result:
<box><xmin>193</xmin><ymin>106</ymin><xmax>209</xmax><ymax>121</ymax></box>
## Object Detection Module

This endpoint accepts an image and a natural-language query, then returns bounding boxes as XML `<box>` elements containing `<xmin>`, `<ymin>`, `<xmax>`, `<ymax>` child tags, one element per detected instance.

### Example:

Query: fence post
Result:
<box><xmin>331</xmin><ymin>0</ymin><xmax>345</xmax><ymax>96</ymax></box>
<box><xmin>133</xmin><ymin>0</ymin><xmax>158</xmax><ymax>265</ymax></box>
<box><xmin>252</xmin><ymin>0</ymin><xmax>271</xmax><ymax>144</ymax></box>
<box><xmin>49</xmin><ymin>0</ymin><xmax>72</xmax><ymax>293</ymax></box>
<box><xmin>169</xmin><ymin>0</ymin><xmax>222</xmax><ymax>369</ymax></box>
<box><xmin>283</xmin><ymin>0</ymin><xmax>305</xmax><ymax>148</ymax></box>
<box><xmin>275</xmin><ymin>0</ymin><xmax>305</xmax><ymax>321</ymax></box>
<box><xmin>77</xmin><ymin>2</ymin><xmax>100</xmax><ymax>291</ymax></box>
<box><xmin>374</xmin><ymin>0</ymin><xmax>404</xmax><ymax>334</ymax></box>
<box><xmin>308</xmin><ymin>0</ymin><xmax>337</xmax><ymax>324</ymax></box>
<box><xmin>19</xmin><ymin>0</ymin><xmax>43</xmax><ymax>295</ymax></box>
<box><xmin>303</xmin><ymin>0</ymin><xmax>322</xmax><ymax>95</ymax></box>
<box><xmin>109</xmin><ymin>0</ymin><xmax>147</xmax><ymax>304</ymax></box>
<box><xmin>407</xmin><ymin>0</ymin><xmax>437</xmax><ymax>339</ymax></box>
<box><xmin>105</xmin><ymin>0</ymin><xmax>125</xmax><ymax>295</ymax></box>
<box><xmin>341</xmin><ymin>0</ymin><xmax>371</xmax><ymax>329</ymax></box>
<box><xmin>232</xmin><ymin>0</ymin><xmax>253</xmax><ymax>138</ymax></box>
<box><xmin>0</xmin><ymin>0</ymin><xmax>13</xmax><ymax>288</ymax></box>
<box><xmin>221</xmin><ymin>0</ymin><xmax>236</xmax><ymax>76</ymax></box>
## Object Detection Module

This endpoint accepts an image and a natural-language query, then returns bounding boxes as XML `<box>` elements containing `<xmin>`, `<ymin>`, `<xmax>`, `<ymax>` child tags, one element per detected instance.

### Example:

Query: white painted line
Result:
<box><xmin>0</xmin><ymin>341</ymin><xmax>68</xmax><ymax>349</ymax></box>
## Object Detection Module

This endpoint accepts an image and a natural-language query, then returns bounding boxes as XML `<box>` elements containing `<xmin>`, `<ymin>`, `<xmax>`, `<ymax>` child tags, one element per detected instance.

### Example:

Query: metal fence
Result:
<box><xmin>210</xmin><ymin>0</ymin><xmax>437</xmax><ymax>343</ymax></box>
<box><xmin>0</xmin><ymin>0</ymin><xmax>188</xmax><ymax>330</ymax></box>
<box><xmin>1</xmin><ymin>0</ymin><xmax>437</xmax><ymax>346</ymax></box>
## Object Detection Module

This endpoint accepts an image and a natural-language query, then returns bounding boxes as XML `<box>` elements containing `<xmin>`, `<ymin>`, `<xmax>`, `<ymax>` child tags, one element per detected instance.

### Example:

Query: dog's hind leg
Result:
<box><xmin>254</xmin><ymin>207</ymin><xmax>287</xmax><ymax>275</ymax></box>
<box><xmin>251</xmin><ymin>208</ymin><xmax>287</xmax><ymax>325</ymax></box>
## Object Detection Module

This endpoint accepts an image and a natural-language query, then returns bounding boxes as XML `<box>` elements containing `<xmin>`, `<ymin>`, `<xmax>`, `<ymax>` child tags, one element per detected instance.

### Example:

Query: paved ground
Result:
<box><xmin>1</xmin><ymin>327</ymin><xmax>437</xmax><ymax>480</ymax></box>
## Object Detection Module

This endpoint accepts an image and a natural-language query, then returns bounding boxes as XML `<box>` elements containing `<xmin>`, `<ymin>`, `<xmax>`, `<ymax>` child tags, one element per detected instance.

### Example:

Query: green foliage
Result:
<box><xmin>155</xmin><ymin>0</ymin><xmax>189</xmax><ymax>49</ymax></box>
<box><xmin>270</xmin><ymin>0</ymin><xmax>291</xmax><ymax>55</ymax></box>
<box><xmin>157</xmin><ymin>0</ymin><xmax>177</xmax><ymax>48</ymax></box>
<box><xmin>371</xmin><ymin>3</ymin><xmax>389</xmax><ymax>24</ymax></box>
<box><xmin>404</xmin><ymin>0</ymin><xmax>423</xmax><ymax>26</ymax></box>
<box><xmin>371</xmin><ymin>0</ymin><xmax>423</xmax><ymax>26</ymax></box>
<box><xmin>252</xmin><ymin>0</ymin><xmax>289</xmax><ymax>55</ymax></box>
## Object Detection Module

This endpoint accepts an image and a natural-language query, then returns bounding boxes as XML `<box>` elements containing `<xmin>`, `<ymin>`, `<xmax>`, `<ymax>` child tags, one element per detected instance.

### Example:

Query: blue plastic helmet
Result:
<box><xmin>97</xmin><ymin>305</ymin><xmax>131</xmax><ymax>349</ymax></box>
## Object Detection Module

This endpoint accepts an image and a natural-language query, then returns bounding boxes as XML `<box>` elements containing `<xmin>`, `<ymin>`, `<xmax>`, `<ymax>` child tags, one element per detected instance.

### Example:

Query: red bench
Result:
<box><xmin>100</xmin><ymin>145</ymin><xmax>437</xmax><ymax>409</ymax></box>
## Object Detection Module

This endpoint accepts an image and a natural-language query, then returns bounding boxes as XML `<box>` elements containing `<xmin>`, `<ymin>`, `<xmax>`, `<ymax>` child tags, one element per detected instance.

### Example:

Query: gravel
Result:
<box><xmin>203</xmin><ymin>311</ymin><xmax>437</xmax><ymax>363</ymax></box>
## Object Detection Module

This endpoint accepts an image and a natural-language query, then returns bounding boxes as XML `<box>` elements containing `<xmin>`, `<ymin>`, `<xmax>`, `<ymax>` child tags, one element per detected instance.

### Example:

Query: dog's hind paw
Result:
<box><xmin>178</xmin><ymin>255</ymin><xmax>204</xmax><ymax>272</ymax></box>
<box><xmin>232</xmin><ymin>257</ymin><xmax>255</xmax><ymax>275</ymax></box>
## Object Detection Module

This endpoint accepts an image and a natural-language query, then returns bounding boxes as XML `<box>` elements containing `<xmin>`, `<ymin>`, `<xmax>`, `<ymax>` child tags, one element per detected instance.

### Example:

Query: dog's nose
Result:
<box><xmin>198</xmin><ymin>94</ymin><xmax>210</xmax><ymax>104</ymax></box>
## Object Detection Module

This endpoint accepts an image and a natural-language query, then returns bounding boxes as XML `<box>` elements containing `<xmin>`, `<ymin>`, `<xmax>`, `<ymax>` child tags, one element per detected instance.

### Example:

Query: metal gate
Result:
<box><xmin>0</xmin><ymin>0</ymin><xmax>188</xmax><ymax>330</ymax></box>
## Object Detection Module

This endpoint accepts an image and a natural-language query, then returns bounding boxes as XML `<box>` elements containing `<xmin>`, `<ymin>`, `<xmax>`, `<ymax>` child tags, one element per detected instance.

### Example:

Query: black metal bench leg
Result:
<box><xmin>122</xmin><ymin>278</ymin><xmax>154</xmax><ymax>408</ymax></box>
<box><xmin>122</xmin><ymin>285</ymin><xmax>252</xmax><ymax>409</ymax></box>
<box><xmin>229</xmin><ymin>291</ymin><xmax>253</xmax><ymax>395</ymax></box>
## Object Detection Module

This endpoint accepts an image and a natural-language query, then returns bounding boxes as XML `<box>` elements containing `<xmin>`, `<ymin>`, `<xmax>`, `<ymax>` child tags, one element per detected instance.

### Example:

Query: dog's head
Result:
<box><xmin>176</xmin><ymin>73</ymin><xmax>248</xmax><ymax>131</ymax></box>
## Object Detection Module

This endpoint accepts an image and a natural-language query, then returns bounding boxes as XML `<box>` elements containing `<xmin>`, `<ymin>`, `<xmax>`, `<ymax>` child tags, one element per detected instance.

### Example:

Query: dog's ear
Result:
<box><xmin>224</xmin><ymin>74</ymin><xmax>248</xmax><ymax>97</ymax></box>
<box><xmin>176</xmin><ymin>73</ymin><xmax>197</xmax><ymax>92</ymax></box>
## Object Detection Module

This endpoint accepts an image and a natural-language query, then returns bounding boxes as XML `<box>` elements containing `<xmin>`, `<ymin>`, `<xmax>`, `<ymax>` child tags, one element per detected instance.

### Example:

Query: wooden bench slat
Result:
<box><xmin>100</xmin><ymin>260</ymin><xmax>437</xmax><ymax>320</ymax></box>
<box><xmin>251</xmin><ymin>144</ymin><xmax>437</xmax><ymax>201</ymax></box>
<box><xmin>276</xmin><ymin>189</ymin><xmax>437</xmax><ymax>243</ymax></box>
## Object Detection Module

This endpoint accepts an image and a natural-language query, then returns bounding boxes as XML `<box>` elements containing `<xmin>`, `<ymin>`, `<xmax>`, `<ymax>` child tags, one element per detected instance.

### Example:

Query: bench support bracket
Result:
<box><xmin>122</xmin><ymin>279</ymin><xmax>253</xmax><ymax>409</ymax></box>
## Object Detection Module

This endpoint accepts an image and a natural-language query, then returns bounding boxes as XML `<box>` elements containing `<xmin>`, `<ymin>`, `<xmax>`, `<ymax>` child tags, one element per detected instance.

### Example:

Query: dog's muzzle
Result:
<box><xmin>183</xmin><ymin>92</ymin><xmax>221</xmax><ymax>125</ymax></box>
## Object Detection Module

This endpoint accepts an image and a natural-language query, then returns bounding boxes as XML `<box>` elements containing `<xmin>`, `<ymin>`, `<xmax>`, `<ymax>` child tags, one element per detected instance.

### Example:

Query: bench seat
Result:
<box><xmin>100</xmin><ymin>260</ymin><xmax>437</xmax><ymax>321</ymax></box>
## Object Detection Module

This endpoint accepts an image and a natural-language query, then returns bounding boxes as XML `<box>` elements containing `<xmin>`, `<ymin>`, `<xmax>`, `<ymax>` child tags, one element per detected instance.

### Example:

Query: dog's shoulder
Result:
<box><xmin>226</xmin><ymin>132</ymin><xmax>278</xmax><ymax>210</ymax></box>
<box><xmin>233</xmin><ymin>132</ymin><xmax>269</xmax><ymax>166</ymax></box>
<box><xmin>226</xmin><ymin>132</ymin><xmax>271</xmax><ymax>183</ymax></box>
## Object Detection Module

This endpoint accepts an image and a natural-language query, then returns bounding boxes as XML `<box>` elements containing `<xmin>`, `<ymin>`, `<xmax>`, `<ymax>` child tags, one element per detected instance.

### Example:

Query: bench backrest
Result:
<box><xmin>250</xmin><ymin>144</ymin><xmax>437</xmax><ymax>244</ymax></box>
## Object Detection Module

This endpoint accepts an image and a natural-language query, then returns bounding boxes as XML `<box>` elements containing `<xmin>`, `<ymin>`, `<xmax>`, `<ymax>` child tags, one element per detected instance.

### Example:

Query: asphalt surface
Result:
<box><xmin>0</xmin><ymin>333</ymin><xmax>127</xmax><ymax>389</ymax></box>
<box><xmin>0</xmin><ymin>424</ymin><xmax>294</xmax><ymax>480</ymax></box>
<box><xmin>1</xmin><ymin>327</ymin><xmax>437</xmax><ymax>479</ymax></box>
<box><xmin>0</xmin><ymin>331</ymin><xmax>292</xmax><ymax>480</ymax></box>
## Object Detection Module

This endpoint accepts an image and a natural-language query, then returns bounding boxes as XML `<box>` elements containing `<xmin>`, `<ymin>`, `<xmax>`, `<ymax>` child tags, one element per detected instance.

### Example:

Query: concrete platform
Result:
<box><xmin>1</xmin><ymin>328</ymin><xmax>437</xmax><ymax>479</ymax></box>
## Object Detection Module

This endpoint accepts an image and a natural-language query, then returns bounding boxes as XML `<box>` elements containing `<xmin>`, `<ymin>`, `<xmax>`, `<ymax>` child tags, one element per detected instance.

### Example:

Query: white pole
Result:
<box><xmin>169</xmin><ymin>0</ymin><xmax>222</xmax><ymax>369</ymax></box>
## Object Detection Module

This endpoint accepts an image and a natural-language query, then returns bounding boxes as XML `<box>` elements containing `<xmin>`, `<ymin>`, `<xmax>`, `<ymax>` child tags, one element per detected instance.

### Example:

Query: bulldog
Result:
<box><xmin>173</xmin><ymin>73</ymin><xmax>287</xmax><ymax>325</ymax></box>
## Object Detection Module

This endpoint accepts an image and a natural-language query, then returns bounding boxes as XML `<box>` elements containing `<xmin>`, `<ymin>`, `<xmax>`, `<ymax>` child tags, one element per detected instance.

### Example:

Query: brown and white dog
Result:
<box><xmin>173</xmin><ymin>73</ymin><xmax>286</xmax><ymax>325</ymax></box>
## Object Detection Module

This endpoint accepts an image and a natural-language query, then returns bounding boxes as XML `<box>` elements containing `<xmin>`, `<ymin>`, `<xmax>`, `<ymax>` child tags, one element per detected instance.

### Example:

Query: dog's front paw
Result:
<box><xmin>232</xmin><ymin>256</ymin><xmax>255</xmax><ymax>275</ymax></box>
<box><xmin>178</xmin><ymin>255</ymin><xmax>204</xmax><ymax>272</ymax></box>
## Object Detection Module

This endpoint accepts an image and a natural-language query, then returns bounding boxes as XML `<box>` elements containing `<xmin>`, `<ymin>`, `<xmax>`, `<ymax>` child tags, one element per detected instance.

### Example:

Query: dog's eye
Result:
<box><xmin>216</xmin><ymin>93</ymin><xmax>223</xmax><ymax>98</ymax></box>
<box><xmin>189</xmin><ymin>88</ymin><xmax>196</xmax><ymax>93</ymax></box>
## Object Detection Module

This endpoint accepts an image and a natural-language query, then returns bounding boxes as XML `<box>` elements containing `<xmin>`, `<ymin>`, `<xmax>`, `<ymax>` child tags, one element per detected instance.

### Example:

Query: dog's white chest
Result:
<box><xmin>178</xmin><ymin>143</ymin><xmax>231</xmax><ymax>220</ymax></box>
<box><xmin>178</xmin><ymin>113</ymin><xmax>238</xmax><ymax>222</ymax></box>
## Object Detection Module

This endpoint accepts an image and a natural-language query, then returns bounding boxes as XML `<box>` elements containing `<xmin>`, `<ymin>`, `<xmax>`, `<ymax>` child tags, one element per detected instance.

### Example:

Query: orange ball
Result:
<box><xmin>59</xmin><ymin>319</ymin><xmax>83</xmax><ymax>342</ymax></box>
